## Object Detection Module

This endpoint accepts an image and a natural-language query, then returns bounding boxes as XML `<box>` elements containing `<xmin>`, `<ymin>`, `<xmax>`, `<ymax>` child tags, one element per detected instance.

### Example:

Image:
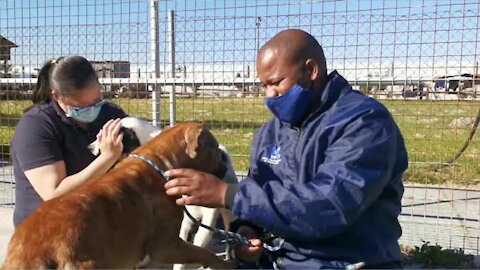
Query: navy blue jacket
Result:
<box><xmin>232</xmin><ymin>71</ymin><xmax>408</xmax><ymax>268</ymax></box>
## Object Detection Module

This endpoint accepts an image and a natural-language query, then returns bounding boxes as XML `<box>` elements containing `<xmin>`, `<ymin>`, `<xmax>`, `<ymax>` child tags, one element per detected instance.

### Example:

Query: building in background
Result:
<box><xmin>91</xmin><ymin>61</ymin><xmax>130</xmax><ymax>78</ymax></box>
<box><xmin>0</xmin><ymin>35</ymin><xmax>18</xmax><ymax>77</ymax></box>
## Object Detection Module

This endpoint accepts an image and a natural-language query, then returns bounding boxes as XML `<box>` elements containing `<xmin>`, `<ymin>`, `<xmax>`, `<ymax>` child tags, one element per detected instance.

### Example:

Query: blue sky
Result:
<box><xmin>1</xmin><ymin>0</ymin><xmax>479</xmax><ymax>77</ymax></box>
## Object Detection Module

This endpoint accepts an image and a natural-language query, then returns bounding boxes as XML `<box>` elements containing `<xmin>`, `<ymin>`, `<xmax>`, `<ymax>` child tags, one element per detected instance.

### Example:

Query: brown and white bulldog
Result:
<box><xmin>1</xmin><ymin>123</ymin><xmax>233</xmax><ymax>269</ymax></box>
<box><xmin>90</xmin><ymin>116</ymin><xmax>239</xmax><ymax>270</ymax></box>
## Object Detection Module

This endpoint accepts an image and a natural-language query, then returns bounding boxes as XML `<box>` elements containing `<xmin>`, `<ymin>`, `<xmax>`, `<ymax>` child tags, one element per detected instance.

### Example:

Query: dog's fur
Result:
<box><xmin>90</xmin><ymin>117</ymin><xmax>238</xmax><ymax>269</ymax></box>
<box><xmin>2</xmin><ymin>123</ymin><xmax>233</xmax><ymax>269</ymax></box>
<box><xmin>175</xmin><ymin>146</ymin><xmax>238</xmax><ymax>269</ymax></box>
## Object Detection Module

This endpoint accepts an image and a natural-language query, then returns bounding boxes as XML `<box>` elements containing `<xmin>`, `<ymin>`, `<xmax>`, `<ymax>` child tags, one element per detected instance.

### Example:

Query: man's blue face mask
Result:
<box><xmin>264</xmin><ymin>84</ymin><xmax>312</xmax><ymax>126</ymax></box>
<box><xmin>66</xmin><ymin>99</ymin><xmax>107</xmax><ymax>123</ymax></box>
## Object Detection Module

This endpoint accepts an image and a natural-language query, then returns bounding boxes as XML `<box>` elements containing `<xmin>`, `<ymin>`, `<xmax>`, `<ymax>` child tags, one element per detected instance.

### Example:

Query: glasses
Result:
<box><xmin>64</xmin><ymin>97</ymin><xmax>108</xmax><ymax>115</ymax></box>
<box><xmin>69</xmin><ymin>97</ymin><xmax>107</xmax><ymax>112</ymax></box>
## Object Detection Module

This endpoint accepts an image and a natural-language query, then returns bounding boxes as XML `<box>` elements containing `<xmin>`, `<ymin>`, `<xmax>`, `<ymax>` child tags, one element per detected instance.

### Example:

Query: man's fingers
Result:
<box><xmin>175</xmin><ymin>196</ymin><xmax>196</xmax><ymax>206</ymax></box>
<box><xmin>247</xmin><ymin>246</ymin><xmax>263</xmax><ymax>253</ymax></box>
<box><xmin>164</xmin><ymin>178</ymin><xmax>189</xmax><ymax>189</ymax></box>
<box><xmin>235</xmin><ymin>238</ymin><xmax>264</xmax><ymax>261</ymax></box>
<box><xmin>165</xmin><ymin>168</ymin><xmax>196</xmax><ymax>179</ymax></box>
<box><xmin>249</xmin><ymin>239</ymin><xmax>263</xmax><ymax>248</ymax></box>
<box><xmin>165</xmin><ymin>182</ymin><xmax>192</xmax><ymax>196</ymax></box>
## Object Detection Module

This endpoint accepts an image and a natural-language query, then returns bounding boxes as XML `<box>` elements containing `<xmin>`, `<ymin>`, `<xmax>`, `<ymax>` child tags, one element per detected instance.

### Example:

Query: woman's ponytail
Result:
<box><xmin>31</xmin><ymin>59</ymin><xmax>56</xmax><ymax>105</ymax></box>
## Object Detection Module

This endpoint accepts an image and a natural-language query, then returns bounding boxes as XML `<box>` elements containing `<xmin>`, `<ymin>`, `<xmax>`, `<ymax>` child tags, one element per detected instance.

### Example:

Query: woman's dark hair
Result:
<box><xmin>31</xmin><ymin>55</ymin><xmax>99</xmax><ymax>105</ymax></box>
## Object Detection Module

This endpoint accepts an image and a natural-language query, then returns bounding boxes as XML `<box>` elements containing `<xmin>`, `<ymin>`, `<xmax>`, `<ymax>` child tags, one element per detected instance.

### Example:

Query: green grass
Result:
<box><xmin>2</xmin><ymin>97</ymin><xmax>480</xmax><ymax>187</ymax></box>
<box><xmin>403</xmin><ymin>241</ymin><xmax>475</xmax><ymax>269</ymax></box>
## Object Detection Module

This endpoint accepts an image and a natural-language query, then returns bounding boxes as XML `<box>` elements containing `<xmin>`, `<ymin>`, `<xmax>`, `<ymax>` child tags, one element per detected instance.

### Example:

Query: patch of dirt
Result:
<box><xmin>448</xmin><ymin>117</ymin><xmax>476</xmax><ymax>129</ymax></box>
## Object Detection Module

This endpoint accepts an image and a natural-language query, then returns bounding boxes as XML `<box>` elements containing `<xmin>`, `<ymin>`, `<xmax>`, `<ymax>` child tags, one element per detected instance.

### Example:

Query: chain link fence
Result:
<box><xmin>1</xmin><ymin>0</ymin><xmax>479</xmax><ymax>255</ymax></box>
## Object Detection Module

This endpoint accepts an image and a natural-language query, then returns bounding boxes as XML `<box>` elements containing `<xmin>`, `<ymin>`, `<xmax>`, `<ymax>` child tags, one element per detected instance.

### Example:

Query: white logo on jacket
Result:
<box><xmin>261</xmin><ymin>145</ymin><xmax>282</xmax><ymax>165</ymax></box>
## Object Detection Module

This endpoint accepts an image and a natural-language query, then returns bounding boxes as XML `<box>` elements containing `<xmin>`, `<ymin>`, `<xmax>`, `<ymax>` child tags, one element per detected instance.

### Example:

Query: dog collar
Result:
<box><xmin>127</xmin><ymin>153</ymin><xmax>170</xmax><ymax>181</ymax></box>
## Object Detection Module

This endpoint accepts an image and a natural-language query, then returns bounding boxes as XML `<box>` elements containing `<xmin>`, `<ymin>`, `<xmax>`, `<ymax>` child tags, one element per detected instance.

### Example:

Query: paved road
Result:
<box><xmin>400</xmin><ymin>185</ymin><xmax>480</xmax><ymax>254</ymax></box>
<box><xmin>0</xmin><ymin>207</ymin><xmax>13</xmax><ymax>263</ymax></box>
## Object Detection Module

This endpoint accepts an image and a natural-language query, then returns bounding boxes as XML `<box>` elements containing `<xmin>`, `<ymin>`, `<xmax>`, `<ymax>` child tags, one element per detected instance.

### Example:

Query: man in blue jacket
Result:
<box><xmin>165</xmin><ymin>29</ymin><xmax>408</xmax><ymax>269</ymax></box>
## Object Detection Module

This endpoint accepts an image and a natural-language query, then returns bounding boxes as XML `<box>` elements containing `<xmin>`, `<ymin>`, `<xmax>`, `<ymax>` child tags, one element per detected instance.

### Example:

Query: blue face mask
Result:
<box><xmin>264</xmin><ymin>84</ymin><xmax>312</xmax><ymax>126</ymax></box>
<box><xmin>66</xmin><ymin>99</ymin><xmax>107</xmax><ymax>123</ymax></box>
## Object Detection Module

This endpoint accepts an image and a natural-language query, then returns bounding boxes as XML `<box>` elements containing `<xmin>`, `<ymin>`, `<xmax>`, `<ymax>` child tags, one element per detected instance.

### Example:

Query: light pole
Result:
<box><xmin>255</xmin><ymin>17</ymin><xmax>262</xmax><ymax>53</ymax></box>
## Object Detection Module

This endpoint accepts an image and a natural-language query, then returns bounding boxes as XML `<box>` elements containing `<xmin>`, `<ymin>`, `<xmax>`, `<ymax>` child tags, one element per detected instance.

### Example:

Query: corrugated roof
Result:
<box><xmin>0</xmin><ymin>35</ymin><xmax>18</xmax><ymax>47</ymax></box>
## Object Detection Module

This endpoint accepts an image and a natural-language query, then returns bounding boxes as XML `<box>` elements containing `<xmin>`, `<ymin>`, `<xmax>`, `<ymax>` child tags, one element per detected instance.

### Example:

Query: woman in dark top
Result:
<box><xmin>10</xmin><ymin>56</ymin><xmax>126</xmax><ymax>227</ymax></box>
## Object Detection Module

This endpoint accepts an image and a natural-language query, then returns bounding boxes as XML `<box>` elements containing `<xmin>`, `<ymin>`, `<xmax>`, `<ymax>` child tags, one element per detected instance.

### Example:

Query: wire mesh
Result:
<box><xmin>0</xmin><ymin>0</ymin><xmax>479</xmax><ymax>255</ymax></box>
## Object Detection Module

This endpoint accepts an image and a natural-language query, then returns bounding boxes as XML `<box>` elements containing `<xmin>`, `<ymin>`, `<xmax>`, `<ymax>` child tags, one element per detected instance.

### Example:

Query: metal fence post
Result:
<box><xmin>168</xmin><ymin>9</ymin><xmax>176</xmax><ymax>127</ymax></box>
<box><xmin>150</xmin><ymin>0</ymin><xmax>161</xmax><ymax>127</ymax></box>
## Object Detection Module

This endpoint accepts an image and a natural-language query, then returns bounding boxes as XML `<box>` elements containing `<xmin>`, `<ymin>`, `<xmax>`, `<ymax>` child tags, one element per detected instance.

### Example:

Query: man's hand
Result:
<box><xmin>234</xmin><ymin>226</ymin><xmax>264</xmax><ymax>263</ymax></box>
<box><xmin>164</xmin><ymin>169</ymin><xmax>228</xmax><ymax>208</ymax></box>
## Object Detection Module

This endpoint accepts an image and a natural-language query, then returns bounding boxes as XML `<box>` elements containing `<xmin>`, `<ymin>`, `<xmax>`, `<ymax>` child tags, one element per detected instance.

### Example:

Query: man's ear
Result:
<box><xmin>305</xmin><ymin>59</ymin><xmax>319</xmax><ymax>81</ymax></box>
<box><xmin>184</xmin><ymin>127</ymin><xmax>203</xmax><ymax>159</ymax></box>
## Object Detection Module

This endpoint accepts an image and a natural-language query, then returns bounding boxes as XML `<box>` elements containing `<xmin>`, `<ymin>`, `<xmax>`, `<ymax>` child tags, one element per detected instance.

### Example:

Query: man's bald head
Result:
<box><xmin>256</xmin><ymin>29</ymin><xmax>329</xmax><ymax>119</ymax></box>
<box><xmin>258</xmin><ymin>29</ymin><xmax>327</xmax><ymax>73</ymax></box>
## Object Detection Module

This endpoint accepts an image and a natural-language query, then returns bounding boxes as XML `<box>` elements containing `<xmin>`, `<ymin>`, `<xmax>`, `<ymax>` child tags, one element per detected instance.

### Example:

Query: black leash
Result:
<box><xmin>127</xmin><ymin>153</ymin><xmax>367</xmax><ymax>270</ymax></box>
<box><xmin>127</xmin><ymin>153</ymin><xmax>284</xmax><ymax>252</ymax></box>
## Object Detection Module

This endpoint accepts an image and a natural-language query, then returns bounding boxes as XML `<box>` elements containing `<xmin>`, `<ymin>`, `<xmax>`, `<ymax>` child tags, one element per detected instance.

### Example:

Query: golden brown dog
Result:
<box><xmin>2</xmin><ymin>123</ymin><xmax>233</xmax><ymax>269</ymax></box>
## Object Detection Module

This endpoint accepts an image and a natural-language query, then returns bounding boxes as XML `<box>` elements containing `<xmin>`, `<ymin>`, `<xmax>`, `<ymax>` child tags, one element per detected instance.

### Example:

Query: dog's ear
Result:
<box><xmin>184</xmin><ymin>126</ymin><xmax>203</xmax><ymax>159</ymax></box>
<box><xmin>185</xmin><ymin>125</ymin><xmax>217</xmax><ymax>159</ymax></box>
<box><xmin>121</xmin><ymin>127</ymin><xmax>141</xmax><ymax>153</ymax></box>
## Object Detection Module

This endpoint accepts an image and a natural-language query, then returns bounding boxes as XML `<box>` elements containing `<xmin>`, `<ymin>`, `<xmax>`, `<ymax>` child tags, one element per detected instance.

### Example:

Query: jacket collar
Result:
<box><xmin>292</xmin><ymin>70</ymin><xmax>350</xmax><ymax>129</ymax></box>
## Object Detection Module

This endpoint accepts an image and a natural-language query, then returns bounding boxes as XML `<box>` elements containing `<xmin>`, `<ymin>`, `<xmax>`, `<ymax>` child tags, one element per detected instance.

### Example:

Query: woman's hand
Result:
<box><xmin>234</xmin><ymin>225</ymin><xmax>264</xmax><ymax>263</ymax></box>
<box><xmin>97</xmin><ymin>118</ymin><xmax>124</xmax><ymax>162</ymax></box>
<box><xmin>164</xmin><ymin>169</ymin><xmax>228</xmax><ymax>208</ymax></box>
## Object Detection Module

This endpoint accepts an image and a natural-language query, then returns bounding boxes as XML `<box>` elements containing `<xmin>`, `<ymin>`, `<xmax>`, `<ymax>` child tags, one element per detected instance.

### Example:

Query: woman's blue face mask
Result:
<box><xmin>264</xmin><ymin>84</ymin><xmax>312</xmax><ymax>126</ymax></box>
<box><xmin>65</xmin><ymin>99</ymin><xmax>107</xmax><ymax>123</ymax></box>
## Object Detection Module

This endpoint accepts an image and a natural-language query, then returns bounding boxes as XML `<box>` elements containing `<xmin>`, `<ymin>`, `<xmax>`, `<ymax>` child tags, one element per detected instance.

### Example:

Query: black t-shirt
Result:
<box><xmin>10</xmin><ymin>100</ymin><xmax>127</xmax><ymax>227</ymax></box>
